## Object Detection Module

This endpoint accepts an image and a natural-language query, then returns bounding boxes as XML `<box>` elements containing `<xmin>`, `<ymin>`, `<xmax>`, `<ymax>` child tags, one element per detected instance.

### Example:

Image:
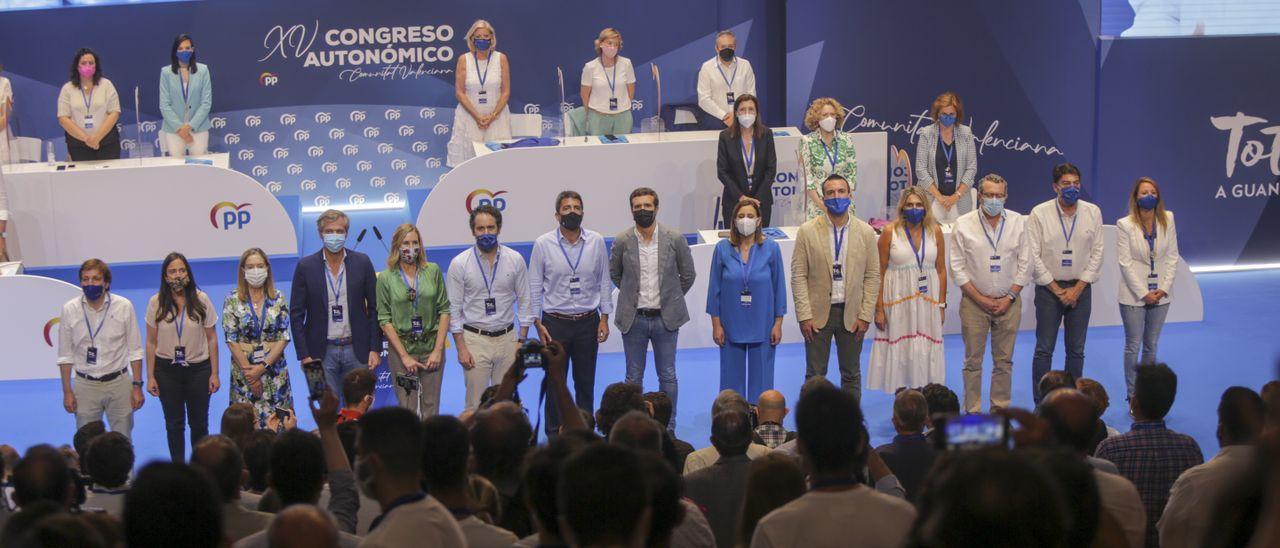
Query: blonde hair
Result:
<box><xmin>465</xmin><ymin>19</ymin><xmax>496</xmax><ymax>53</ymax></box>
<box><xmin>804</xmin><ymin>97</ymin><xmax>844</xmax><ymax>131</ymax></box>
<box><xmin>235</xmin><ymin>247</ymin><xmax>275</xmax><ymax>302</ymax></box>
<box><xmin>892</xmin><ymin>187</ymin><xmax>939</xmax><ymax>233</ymax></box>
<box><xmin>1126</xmin><ymin>176</ymin><xmax>1169</xmax><ymax>231</ymax></box>
<box><xmin>594</xmin><ymin>28</ymin><xmax>623</xmax><ymax>56</ymax></box>
<box><xmin>929</xmin><ymin>91</ymin><xmax>965</xmax><ymax>124</ymax></box>
<box><xmin>728</xmin><ymin>199</ymin><xmax>764</xmax><ymax>246</ymax></box>
<box><xmin>385</xmin><ymin>223</ymin><xmax>428</xmax><ymax>270</ymax></box>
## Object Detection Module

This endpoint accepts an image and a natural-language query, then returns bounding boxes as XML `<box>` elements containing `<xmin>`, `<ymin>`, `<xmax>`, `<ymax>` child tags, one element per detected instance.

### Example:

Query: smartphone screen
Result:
<box><xmin>944</xmin><ymin>414</ymin><xmax>1009</xmax><ymax>450</ymax></box>
<box><xmin>302</xmin><ymin>361</ymin><xmax>327</xmax><ymax>401</ymax></box>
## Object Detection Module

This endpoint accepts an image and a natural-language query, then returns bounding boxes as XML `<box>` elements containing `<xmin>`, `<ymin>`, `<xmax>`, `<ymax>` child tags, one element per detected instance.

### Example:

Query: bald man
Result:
<box><xmin>267</xmin><ymin>505</ymin><xmax>339</xmax><ymax>548</ymax></box>
<box><xmin>753</xmin><ymin>390</ymin><xmax>793</xmax><ymax>449</ymax></box>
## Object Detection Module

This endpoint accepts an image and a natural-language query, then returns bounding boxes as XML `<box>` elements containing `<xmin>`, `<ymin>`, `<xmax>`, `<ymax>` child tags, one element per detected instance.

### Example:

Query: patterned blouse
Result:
<box><xmin>799</xmin><ymin>130</ymin><xmax>859</xmax><ymax>220</ymax></box>
<box><xmin>222</xmin><ymin>290</ymin><xmax>291</xmax><ymax>353</ymax></box>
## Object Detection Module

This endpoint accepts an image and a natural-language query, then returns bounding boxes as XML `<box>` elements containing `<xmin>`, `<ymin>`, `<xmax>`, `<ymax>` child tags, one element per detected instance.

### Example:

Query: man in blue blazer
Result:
<box><xmin>290</xmin><ymin>209</ymin><xmax>381</xmax><ymax>401</ymax></box>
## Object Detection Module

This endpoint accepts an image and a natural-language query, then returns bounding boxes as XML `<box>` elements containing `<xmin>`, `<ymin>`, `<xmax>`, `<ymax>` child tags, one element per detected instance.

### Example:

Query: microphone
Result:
<box><xmin>133</xmin><ymin>86</ymin><xmax>143</xmax><ymax>159</ymax></box>
<box><xmin>371</xmin><ymin>226</ymin><xmax>390</xmax><ymax>252</ymax></box>
<box><xmin>352</xmin><ymin>228</ymin><xmax>368</xmax><ymax>250</ymax></box>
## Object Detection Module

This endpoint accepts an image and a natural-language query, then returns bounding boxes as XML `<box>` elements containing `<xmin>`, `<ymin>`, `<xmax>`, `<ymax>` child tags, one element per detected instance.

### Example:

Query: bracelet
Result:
<box><xmin>132</xmin><ymin>380</ymin><xmax>144</xmax><ymax>387</ymax></box>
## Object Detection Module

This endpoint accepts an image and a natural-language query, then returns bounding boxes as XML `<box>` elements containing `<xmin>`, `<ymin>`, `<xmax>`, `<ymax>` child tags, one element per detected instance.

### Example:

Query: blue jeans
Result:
<box><xmin>323</xmin><ymin>343</ymin><xmax>364</xmax><ymax>403</ymax></box>
<box><xmin>1032</xmin><ymin>283</ymin><xmax>1092</xmax><ymax>403</ymax></box>
<box><xmin>1120</xmin><ymin>303</ymin><xmax>1170</xmax><ymax>397</ymax></box>
<box><xmin>719</xmin><ymin>342</ymin><xmax>776</xmax><ymax>403</ymax></box>
<box><xmin>622</xmin><ymin>316</ymin><xmax>680</xmax><ymax>429</ymax></box>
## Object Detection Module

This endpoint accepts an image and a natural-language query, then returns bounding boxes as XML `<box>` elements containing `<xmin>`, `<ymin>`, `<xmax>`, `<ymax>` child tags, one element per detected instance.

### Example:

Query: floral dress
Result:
<box><xmin>222</xmin><ymin>290</ymin><xmax>293</xmax><ymax>427</ymax></box>
<box><xmin>799</xmin><ymin>130</ymin><xmax>858</xmax><ymax>220</ymax></box>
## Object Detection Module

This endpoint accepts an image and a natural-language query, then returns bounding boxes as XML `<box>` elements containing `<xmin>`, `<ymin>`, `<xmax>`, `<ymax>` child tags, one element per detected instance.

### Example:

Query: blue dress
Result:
<box><xmin>706</xmin><ymin>238</ymin><xmax>787</xmax><ymax>342</ymax></box>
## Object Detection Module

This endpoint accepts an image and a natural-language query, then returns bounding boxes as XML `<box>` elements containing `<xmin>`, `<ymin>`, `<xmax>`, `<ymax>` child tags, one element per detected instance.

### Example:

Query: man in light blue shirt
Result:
<box><xmin>529</xmin><ymin>190</ymin><xmax>613</xmax><ymax>435</ymax></box>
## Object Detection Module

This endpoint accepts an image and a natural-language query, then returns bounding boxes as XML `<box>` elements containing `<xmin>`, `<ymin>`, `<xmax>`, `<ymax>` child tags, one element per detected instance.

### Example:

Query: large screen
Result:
<box><xmin>1104</xmin><ymin>0</ymin><xmax>1280</xmax><ymax>36</ymax></box>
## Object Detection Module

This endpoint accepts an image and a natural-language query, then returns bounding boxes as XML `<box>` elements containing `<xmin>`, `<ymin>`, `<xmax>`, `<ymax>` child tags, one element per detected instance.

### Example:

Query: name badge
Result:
<box><xmin>484</xmin><ymin>297</ymin><xmax>497</xmax><ymax>316</ymax></box>
<box><xmin>739</xmin><ymin>289</ymin><xmax>752</xmax><ymax>307</ymax></box>
<box><xmin>330</xmin><ymin>304</ymin><xmax>344</xmax><ymax>323</ymax></box>
<box><xmin>86</xmin><ymin>346</ymin><xmax>98</xmax><ymax>365</ymax></box>
<box><xmin>990</xmin><ymin>264</ymin><xmax>1002</xmax><ymax>273</ymax></box>
<box><xmin>569</xmin><ymin>276</ymin><xmax>583</xmax><ymax>295</ymax></box>
<box><xmin>478</xmin><ymin>90</ymin><xmax>488</xmax><ymax>104</ymax></box>
<box><xmin>251</xmin><ymin>345</ymin><xmax>266</xmax><ymax>364</ymax></box>
<box><xmin>726</xmin><ymin>92</ymin><xmax>735</xmax><ymax>106</ymax></box>
<box><xmin>174</xmin><ymin>346</ymin><xmax>187</xmax><ymax>365</ymax></box>
<box><xmin>609</xmin><ymin>97</ymin><xmax>619</xmax><ymax>110</ymax></box>
<box><xmin>410</xmin><ymin>316</ymin><xmax>424</xmax><ymax>335</ymax></box>
<box><xmin>1061</xmin><ymin>249</ymin><xmax>1073</xmax><ymax>269</ymax></box>
<box><xmin>990</xmin><ymin>254</ymin><xmax>1002</xmax><ymax>273</ymax></box>
<box><xmin>1148</xmin><ymin>272</ymin><xmax>1159</xmax><ymax>292</ymax></box>
<box><xmin>918</xmin><ymin>275</ymin><xmax>929</xmax><ymax>294</ymax></box>
<box><xmin>83</xmin><ymin>114</ymin><xmax>95</xmax><ymax>130</ymax></box>
<box><xmin>832</xmin><ymin>263</ymin><xmax>843</xmax><ymax>281</ymax></box>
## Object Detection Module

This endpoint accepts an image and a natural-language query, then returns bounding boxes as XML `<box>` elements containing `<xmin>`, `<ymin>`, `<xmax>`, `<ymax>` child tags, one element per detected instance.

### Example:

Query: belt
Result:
<box><xmin>327</xmin><ymin>337</ymin><xmax>353</xmax><ymax>346</ymax></box>
<box><xmin>543</xmin><ymin>310</ymin><xmax>598</xmax><ymax>322</ymax></box>
<box><xmin>1055</xmin><ymin>280</ymin><xmax>1080</xmax><ymax>286</ymax></box>
<box><xmin>636</xmin><ymin>308</ymin><xmax>661</xmax><ymax>317</ymax></box>
<box><xmin>76</xmin><ymin>368</ymin><xmax>128</xmax><ymax>383</ymax></box>
<box><xmin>463</xmin><ymin>324</ymin><xmax>514</xmax><ymax>337</ymax></box>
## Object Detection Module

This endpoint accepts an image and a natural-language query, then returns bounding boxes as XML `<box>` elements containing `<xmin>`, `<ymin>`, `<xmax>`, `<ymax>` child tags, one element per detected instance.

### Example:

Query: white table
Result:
<box><xmin>419</xmin><ymin>128</ymin><xmax>888</xmax><ymax>247</ymax></box>
<box><xmin>2</xmin><ymin>154</ymin><xmax>297</xmax><ymax>268</ymax></box>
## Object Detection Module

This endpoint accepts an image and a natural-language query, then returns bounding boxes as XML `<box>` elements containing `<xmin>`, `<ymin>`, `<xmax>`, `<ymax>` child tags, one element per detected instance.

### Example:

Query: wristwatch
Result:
<box><xmin>132</xmin><ymin>380</ymin><xmax>145</xmax><ymax>387</ymax></box>
<box><xmin>1007</xmin><ymin>292</ymin><xmax>1018</xmax><ymax>304</ymax></box>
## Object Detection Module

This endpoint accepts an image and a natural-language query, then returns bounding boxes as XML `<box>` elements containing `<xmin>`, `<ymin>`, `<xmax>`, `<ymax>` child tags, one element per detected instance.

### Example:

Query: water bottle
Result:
<box><xmin>46</xmin><ymin>141</ymin><xmax>54</xmax><ymax>166</ymax></box>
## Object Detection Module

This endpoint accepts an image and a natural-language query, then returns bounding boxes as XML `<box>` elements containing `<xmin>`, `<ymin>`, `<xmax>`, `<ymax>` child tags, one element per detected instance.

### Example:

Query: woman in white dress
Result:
<box><xmin>446</xmin><ymin>19</ymin><xmax>512</xmax><ymax>168</ymax></box>
<box><xmin>868</xmin><ymin>186</ymin><xmax>947</xmax><ymax>392</ymax></box>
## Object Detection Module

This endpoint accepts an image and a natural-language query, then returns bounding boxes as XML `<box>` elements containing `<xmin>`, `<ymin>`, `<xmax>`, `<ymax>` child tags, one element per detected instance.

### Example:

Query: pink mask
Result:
<box><xmin>78</xmin><ymin>65</ymin><xmax>95</xmax><ymax>79</ymax></box>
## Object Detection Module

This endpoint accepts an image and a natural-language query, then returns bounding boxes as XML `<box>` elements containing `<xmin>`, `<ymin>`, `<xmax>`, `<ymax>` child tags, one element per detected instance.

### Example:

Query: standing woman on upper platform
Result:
<box><xmin>446</xmin><ymin>20</ymin><xmax>512</xmax><ymax>167</ymax></box>
<box><xmin>581</xmin><ymin>27</ymin><xmax>636</xmax><ymax>136</ymax></box>
<box><xmin>798</xmin><ymin>97</ymin><xmax>858</xmax><ymax>221</ymax></box>
<box><xmin>57</xmin><ymin>48</ymin><xmax>121</xmax><ymax>161</ymax></box>
<box><xmin>914</xmin><ymin>91</ymin><xmax>977</xmax><ymax>224</ymax></box>
<box><xmin>159</xmin><ymin>34</ymin><xmax>212</xmax><ymax>158</ymax></box>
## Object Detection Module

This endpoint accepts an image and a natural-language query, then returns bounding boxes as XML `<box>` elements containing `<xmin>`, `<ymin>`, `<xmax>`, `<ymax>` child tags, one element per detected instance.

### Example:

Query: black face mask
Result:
<box><xmin>559</xmin><ymin>212</ymin><xmax>583</xmax><ymax>231</ymax></box>
<box><xmin>719</xmin><ymin>47</ymin><xmax>735</xmax><ymax>62</ymax></box>
<box><xmin>632</xmin><ymin>209</ymin><xmax>655</xmax><ymax>228</ymax></box>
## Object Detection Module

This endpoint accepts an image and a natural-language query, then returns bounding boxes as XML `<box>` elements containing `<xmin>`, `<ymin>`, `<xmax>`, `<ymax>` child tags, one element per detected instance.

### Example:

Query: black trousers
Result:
<box><xmin>541</xmin><ymin>312</ymin><xmax>600</xmax><ymax>435</ymax></box>
<box><xmin>65</xmin><ymin>127</ymin><xmax>121</xmax><ymax>161</ymax></box>
<box><xmin>154</xmin><ymin>357</ymin><xmax>211</xmax><ymax>462</ymax></box>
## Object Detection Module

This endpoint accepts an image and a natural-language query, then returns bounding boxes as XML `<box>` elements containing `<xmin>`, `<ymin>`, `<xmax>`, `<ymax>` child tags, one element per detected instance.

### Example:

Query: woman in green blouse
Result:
<box><xmin>222</xmin><ymin>248</ymin><xmax>293</xmax><ymax>429</ymax></box>
<box><xmin>798</xmin><ymin>97</ymin><xmax>858</xmax><ymax>220</ymax></box>
<box><xmin>376</xmin><ymin>223</ymin><xmax>450</xmax><ymax>418</ymax></box>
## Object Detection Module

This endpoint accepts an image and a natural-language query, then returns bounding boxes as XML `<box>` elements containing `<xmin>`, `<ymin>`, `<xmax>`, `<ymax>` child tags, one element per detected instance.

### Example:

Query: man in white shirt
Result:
<box><xmin>529</xmin><ymin>190</ymin><xmax>613</xmax><ymax>436</ymax></box>
<box><xmin>57</xmin><ymin>259</ymin><xmax>145</xmax><ymax>438</ymax></box>
<box><xmin>696</xmin><ymin>30</ymin><xmax>757</xmax><ymax>129</ymax></box>
<box><xmin>1027</xmin><ymin>163</ymin><xmax>1104</xmax><ymax>403</ymax></box>
<box><xmin>750</xmin><ymin>384</ymin><xmax>915</xmax><ymax>548</ymax></box>
<box><xmin>950</xmin><ymin>174</ymin><xmax>1031</xmax><ymax>413</ymax></box>
<box><xmin>447</xmin><ymin>204</ymin><xmax>533</xmax><ymax>412</ymax></box>
<box><xmin>1158</xmin><ymin>386</ymin><xmax>1264</xmax><ymax>548</ymax></box>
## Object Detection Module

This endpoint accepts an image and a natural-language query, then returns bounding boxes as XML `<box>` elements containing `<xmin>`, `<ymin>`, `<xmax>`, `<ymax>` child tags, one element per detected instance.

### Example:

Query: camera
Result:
<box><xmin>934</xmin><ymin>413</ymin><xmax>1010</xmax><ymax>451</ymax></box>
<box><xmin>518</xmin><ymin>339</ymin><xmax>545</xmax><ymax>369</ymax></box>
<box><xmin>396</xmin><ymin>373</ymin><xmax>421</xmax><ymax>392</ymax></box>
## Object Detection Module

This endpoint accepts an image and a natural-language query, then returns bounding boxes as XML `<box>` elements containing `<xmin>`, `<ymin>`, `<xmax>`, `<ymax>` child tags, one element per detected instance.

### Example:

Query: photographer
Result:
<box><xmin>484</xmin><ymin>339</ymin><xmax>588</xmax><ymax>434</ymax></box>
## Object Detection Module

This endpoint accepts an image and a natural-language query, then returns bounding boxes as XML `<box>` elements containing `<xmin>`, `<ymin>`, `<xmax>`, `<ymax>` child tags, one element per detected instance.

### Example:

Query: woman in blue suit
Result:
<box><xmin>159</xmin><ymin>33</ymin><xmax>212</xmax><ymax>157</ymax></box>
<box><xmin>707</xmin><ymin>199</ymin><xmax>786</xmax><ymax>401</ymax></box>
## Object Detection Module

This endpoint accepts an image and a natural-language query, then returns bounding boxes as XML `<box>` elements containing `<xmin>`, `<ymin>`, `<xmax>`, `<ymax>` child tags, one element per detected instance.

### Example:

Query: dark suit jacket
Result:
<box><xmin>289</xmin><ymin>249</ymin><xmax>381</xmax><ymax>361</ymax></box>
<box><xmin>875</xmin><ymin>433</ymin><xmax>937</xmax><ymax>502</ymax></box>
<box><xmin>683</xmin><ymin>453</ymin><xmax>752</xmax><ymax>548</ymax></box>
<box><xmin>716</xmin><ymin>128</ymin><xmax>777</xmax><ymax>211</ymax></box>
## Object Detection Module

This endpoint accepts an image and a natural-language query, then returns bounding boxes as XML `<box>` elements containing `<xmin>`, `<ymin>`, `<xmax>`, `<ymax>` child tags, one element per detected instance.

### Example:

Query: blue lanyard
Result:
<box><xmin>474</xmin><ymin>248</ymin><xmax>500</xmax><ymax>297</ymax></box>
<box><xmin>557</xmin><ymin>234</ymin><xmax>586</xmax><ymax>275</ymax></box>
<box><xmin>400</xmin><ymin>267</ymin><xmax>419</xmax><ymax>308</ymax></box>
<box><xmin>180</xmin><ymin>74</ymin><xmax>190</xmax><ymax>107</ymax></box>
<box><xmin>832</xmin><ymin>223</ymin><xmax>847</xmax><ymax>264</ymax></box>
<box><xmin>174</xmin><ymin>305</ymin><xmax>186</xmax><ymax>340</ymax></box>
<box><xmin>601</xmin><ymin>58</ymin><xmax>618</xmax><ymax>96</ymax></box>
<box><xmin>81</xmin><ymin>295</ymin><xmax>112</xmax><ymax>346</ymax></box>
<box><xmin>80</xmin><ymin>86</ymin><xmax>94</xmax><ymax>112</ymax></box>
<box><xmin>716</xmin><ymin>59</ymin><xmax>737</xmax><ymax>87</ymax></box>
<box><xmin>981</xmin><ymin>214</ymin><xmax>1006</xmax><ymax>253</ymax></box>
<box><xmin>325</xmin><ymin>262</ymin><xmax>346</xmax><ymax>304</ymax></box>
<box><xmin>1056</xmin><ymin>202</ymin><xmax>1077</xmax><ymax>247</ymax></box>
<box><xmin>247</xmin><ymin>295</ymin><xmax>271</xmax><ymax>338</ymax></box>
<box><xmin>741</xmin><ymin>137</ymin><xmax>755</xmax><ymax>174</ymax></box>
<box><xmin>904</xmin><ymin>227</ymin><xmax>927</xmax><ymax>271</ymax></box>
<box><xmin>941</xmin><ymin>139</ymin><xmax>954</xmax><ymax>165</ymax></box>
<box><xmin>821</xmin><ymin>137</ymin><xmax>839</xmax><ymax>171</ymax></box>
<box><xmin>737</xmin><ymin>244</ymin><xmax>755</xmax><ymax>291</ymax></box>
<box><xmin>1144</xmin><ymin>223</ymin><xmax>1157</xmax><ymax>270</ymax></box>
<box><xmin>473</xmin><ymin>52</ymin><xmax>489</xmax><ymax>88</ymax></box>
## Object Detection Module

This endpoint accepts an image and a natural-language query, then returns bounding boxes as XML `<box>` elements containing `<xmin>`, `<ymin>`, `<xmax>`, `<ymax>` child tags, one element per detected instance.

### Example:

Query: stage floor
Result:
<box><xmin>2</xmin><ymin>268</ymin><xmax>1276</xmax><ymax>466</ymax></box>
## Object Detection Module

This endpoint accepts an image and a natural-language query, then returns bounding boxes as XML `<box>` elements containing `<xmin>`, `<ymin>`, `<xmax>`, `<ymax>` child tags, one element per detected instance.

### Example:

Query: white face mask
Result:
<box><xmin>601</xmin><ymin>45</ymin><xmax>618</xmax><ymax>58</ymax></box>
<box><xmin>735</xmin><ymin>217</ymin><xmax>758</xmax><ymax>236</ymax></box>
<box><xmin>737</xmin><ymin>113</ymin><xmax>756</xmax><ymax>129</ymax></box>
<box><xmin>818</xmin><ymin>116</ymin><xmax>837</xmax><ymax>132</ymax></box>
<box><xmin>244</xmin><ymin>267</ymin><xmax>268</xmax><ymax>288</ymax></box>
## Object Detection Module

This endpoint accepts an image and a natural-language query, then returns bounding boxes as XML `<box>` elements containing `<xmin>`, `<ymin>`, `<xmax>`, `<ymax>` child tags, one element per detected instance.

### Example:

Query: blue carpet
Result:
<box><xmin>3</xmin><ymin>266</ymin><xmax>1277</xmax><ymax>465</ymax></box>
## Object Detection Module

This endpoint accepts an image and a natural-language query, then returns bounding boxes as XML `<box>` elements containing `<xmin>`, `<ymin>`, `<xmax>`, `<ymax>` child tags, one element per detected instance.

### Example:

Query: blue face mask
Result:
<box><xmin>476</xmin><ymin>233</ymin><xmax>499</xmax><ymax>251</ymax></box>
<box><xmin>939</xmin><ymin>114</ymin><xmax>956</xmax><ymax>128</ymax></box>
<box><xmin>322</xmin><ymin>233</ymin><xmax>346</xmax><ymax>253</ymax></box>
<box><xmin>83</xmin><ymin>284</ymin><xmax>105</xmax><ymax>301</ymax></box>
<box><xmin>1060</xmin><ymin>185</ymin><xmax>1081</xmax><ymax>205</ymax></box>
<box><xmin>176</xmin><ymin>50</ymin><xmax>193</xmax><ymax>64</ymax></box>
<box><xmin>824</xmin><ymin>197</ymin><xmax>851</xmax><ymax>216</ymax></box>
<box><xmin>473</xmin><ymin>38</ymin><xmax>491</xmax><ymax>51</ymax></box>
<box><xmin>1137</xmin><ymin>194</ymin><xmax>1158</xmax><ymax>211</ymax></box>
<box><xmin>982</xmin><ymin>197</ymin><xmax>1005</xmax><ymax>217</ymax></box>
<box><xmin>903</xmin><ymin>207</ymin><xmax>926</xmax><ymax>225</ymax></box>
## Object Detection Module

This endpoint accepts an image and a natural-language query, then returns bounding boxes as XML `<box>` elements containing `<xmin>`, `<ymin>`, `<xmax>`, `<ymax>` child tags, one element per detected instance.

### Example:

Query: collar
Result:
<box><xmin>1130</xmin><ymin>420</ymin><xmax>1167</xmax><ymax>430</ymax></box>
<box><xmin>758</xmin><ymin>420</ymin><xmax>784</xmax><ymax>428</ymax></box>
<box><xmin>824</xmin><ymin>214</ymin><xmax>851</xmax><ymax>229</ymax></box>
<box><xmin>556</xmin><ymin>229</ymin><xmax>587</xmax><ymax>245</ymax></box>
<box><xmin>715</xmin><ymin>453</ymin><xmax>752</xmax><ymax>465</ymax></box>
<box><xmin>367</xmin><ymin>491</ymin><xmax>427</xmax><ymax>532</ymax></box>
<box><xmin>635</xmin><ymin>226</ymin><xmax>658</xmax><ymax>243</ymax></box>
<box><xmin>893</xmin><ymin>433</ymin><xmax>927</xmax><ymax>443</ymax></box>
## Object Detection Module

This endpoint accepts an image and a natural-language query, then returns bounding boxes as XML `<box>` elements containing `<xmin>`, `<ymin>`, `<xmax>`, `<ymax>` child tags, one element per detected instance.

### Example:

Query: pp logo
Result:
<box><xmin>294</xmin><ymin>129</ymin><xmax>311</xmax><ymax>141</ymax></box>
<box><xmin>356</xmin><ymin>160</ymin><xmax>373</xmax><ymax>172</ymax></box>
<box><xmin>314</xmin><ymin>112</ymin><xmax>332</xmax><ymax>124</ymax></box>
<box><xmin>560</xmin><ymin>102</ymin><xmax>573</xmax><ymax>114</ymax></box>
<box><xmin>335</xmin><ymin>178</ymin><xmax>352</xmax><ymax>189</ymax></box>
<box><xmin>210</xmin><ymin>202</ymin><xmax>252</xmax><ymax>230</ymax></box>
<box><xmin>377</xmin><ymin>143</ymin><xmax>394</xmax><ymax>154</ymax></box>
<box><xmin>121</xmin><ymin>139</ymin><xmax>136</xmax><ymax>151</ymax></box>
<box><xmin>465</xmin><ymin>189</ymin><xmax>508</xmax><ymax>213</ymax></box>
<box><xmin>43</xmin><ymin>318</ymin><xmax>60</xmax><ymax>347</ymax></box>
<box><xmin>140</xmin><ymin>120</ymin><xmax>157</xmax><ymax>132</ymax></box>
<box><xmin>259</xmin><ymin>131</ymin><xmax>277</xmax><ymax>143</ymax></box>
<box><xmin>363</xmin><ymin>126</ymin><xmax>380</xmax><ymax>139</ymax></box>
<box><xmin>383</xmin><ymin>192</ymin><xmax>402</xmax><ymax>204</ymax></box>
<box><xmin>245</xmin><ymin>115</ymin><xmax>263</xmax><ymax>127</ymax></box>
<box><xmin>630</xmin><ymin>99</ymin><xmax>644</xmax><ymax>111</ymax></box>
<box><xmin>287</xmin><ymin>163</ymin><xmax>304</xmax><ymax>175</ymax></box>
<box><xmin>329</xmin><ymin>128</ymin><xmax>345</xmax><ymax>140</ymax></box>
<box><xmin>301</xmin><ymin>179</ymin><xmax>318</xmax><ymax>191</ymax></box>
<box><xmin>425</xmin><ymin>157</ymin><xmax>442</xmax><ymax>168</ymax></box>
<box><xmin>258</xmin><ymin>72</ymin><xmax>279</xmax><ymax>86</ymax></box>
<box><xmin>266</xmin><ymin>181</ymin><xmax>283</xmax><ymax>194</ymax></box>
<box><xmin>541</xmin><ymin>119</ymin><xmax>554</xmax><ymax>132</ymax></box>
<box><xmin>280</xmin><ymin>113</ymin><xmax>298</xmax><ymax>125</ymax></box>
<box><xmin>384</xmin><ymin>108</ymin><xmax>401</xmax><ymax>120</ymax></box>
<box><xmin>313</xmin><ymin>195</ymin><xmax>331</xmax><ymax>207</ymax></box>
<box><xmin>391</xmin><ymin>158</ymin><xmax>407</xmax><ymax>171</ymax></box>
<box><xmin>342</xmin><ymin>144</ymin><xmax>359</xmax><ymax>156</ymax></box>
<box><xmin>411</xmin><ymin>141</ymin><xmax>429</xmax><ymax>153</ymax></box>
<box><xmin>432</xmin><ymin>124</ymin><xmax>449</xmax><ymax>135</ymax></box>
<box><xmin>321</xmin><ymin>162</ymin><xmax>338</xmax><ymax>173</ymax></box>
<box><xmin>523</xmin><ymin>103</ymin><xmax>541</xmax><ymax>114</ymax></box>
<box><xmin>370</xmin><ymin>176</ymin><xmax>387</xmax><ymax>188</ymax></box>
<box><xmin>211</xmin><ymin>116</ymin><xmax>227</xmax><ymax>129</ymax></box>
<box><xmin>398</xmin><ymin>125</ymin><xmax>415</xmax><ymax>137</ymax></box>
<box><xmin>237</xmin><ymin>149</ymin><xmax>255</xmax><ymax>161</ymax></box>
<box><xmin>418</xmin><ymin>107</ymin><xmax>436</xmax><ymax>119</ymax></box>
<box><xmin>273</xmin><ymin>147</ymin><xmax>290</xmax><ymax>159</ymax></box>
<box><xmin>307</xmin><ymin>146</ymin><xmax>325</xmax><ymax>158</ymax></box>
<box><xmin>350</xmin><ymin>110</ymin><xmax>367</xmax><ymax>122</ymax></box>
<box><xmin>348</xmin><ymin>194</ymin><xmax>367</xmax><ymax>206</ymax></box>
<box><xmin>224</xmin><ymin>133</ymin><xmax>241</xmax><ymax>145</ymax></box>
<box><xmin>404</xmin><ymin>175</ymin><xmax>422</xmax><ymax>187</ymax></box>
<box><xmin>251</xmin><ymin>165</ymin><xmax>269</xmax><ymax>177</ymax></box>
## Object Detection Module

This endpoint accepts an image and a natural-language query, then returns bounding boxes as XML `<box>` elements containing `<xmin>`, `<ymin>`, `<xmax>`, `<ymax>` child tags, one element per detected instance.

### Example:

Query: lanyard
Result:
<box><xmin>832</xmin><ymin>223</ymin><xmax>848</xmax><ymax>265</ymax></box>
<box><xmin>1143</xmin><ymin>223</ymin><xmax>1157</xmax><ymax>270</ymax></box>
<box><xmin>174</xmin><ymin>305</ymin><xmax>186</xmax><ymax>340</ymax></box>
<box><xmin>557</xmin><ymin>234</ymin><xmax>586</xmax><ymax>275</ymax></box>
<box><xmin>737</xmin><ymin>244</ymin><xmax>755</xmax><ymax>291</ymax></box>
<box><xmin>941</xmin><ymin>139</ymin><xmax>954</xmax><ymax>165</ymax></box>
<box><xmin>716</xmin><ymin>59</ymin><xmax>737</xmax><ymax>87</ymax></box>
<box><xmin>400</xmin><ymin>267</ymin><xmax>419</xmax><ymax>309</ymax></box>
<box><xmin>904</xmin><ymin>226</ymin><xmax>927</xmax><ymax>271</ymax></box>
<box><xmin>325</xmin><ymin>261</ymin><xmax>346</xmax><ymax>304</ymax></box>
<box><xmin>473</xmin><ymin>52</ymin><xmax>489</xmax><ymax>88</ymax></box>
<box><xmin>247</xmin><ymin>295</ymin><xmax>271</xmax><ymax>338</ymax></box>
<box><xmin>1056</xmin><ymin>202</ymin><xmax>1077</xmax><ymax>247</ymax></box>
<box><xmin>601</xmin><ymin>58</ymin><xmax>618</xmax><ymax>96</ymax></box>
<box><xmin>180</xmin><ymin>73</ymin><xmax>190</xmax><ymax>107</ymax></box>
<box><xmin>741</xmin><ymin>137</ymin><xmax>755</xmax><ymax>174</ymax></box>
<box><xmin>821</xmin><ymin>137</ymin><xmax>839</xmax><ymax>171</ymax></box>
<box><xmin>81</xmin><ymin>295</ymin><xmax>112</xmax><ymax>346</ymax></box>
<box><xmin>981</xmin><ymin>214</ymin><xmax>1006</xmax><ymax>253</ymax></box>
<box><xmin>474</xmin><ymin>248</ymin><xmax>500</xmax><ymax>297</ymax></box>
<box><xmin>80</xmin><ymin>86</ymin><xmax>94</xmax><ymax>112</ymax></box>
